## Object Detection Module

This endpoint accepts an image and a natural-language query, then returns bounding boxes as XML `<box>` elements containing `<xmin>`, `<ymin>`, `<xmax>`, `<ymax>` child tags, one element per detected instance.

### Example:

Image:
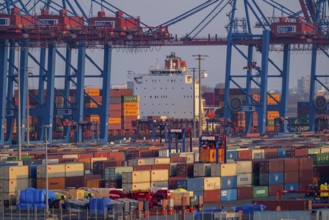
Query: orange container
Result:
<box><xmin>85</xmin><ymin>88</ymin><xmax>100</xmax><ymax>97</ymax></box>
<box><xmin>123</xmin><ymin>109</ymin><xmax>139</xmax><ymax>116</ymax></box>
<box><xmin>267</xmin><ymin>111</ymin><xmax>279</xmax><ymax>120</ymax></box>
<box><xmin>268</xmin><ymin>94</ymin><xmax>280</xmax><ymax>105</ymax></box>
<box><xmin>36</xmin><ymin>177</ymin><xmax>65</xmax><ymax>190</ymax></box>
<box><xmin>108</xmin><ymin>118</ymin><xmax>121</xmax><ymax>124</ymax></box>
<box><xmin>123</xmin><ymin>102</ymin><xmax>139</xmax><ymax>110</ymax></box>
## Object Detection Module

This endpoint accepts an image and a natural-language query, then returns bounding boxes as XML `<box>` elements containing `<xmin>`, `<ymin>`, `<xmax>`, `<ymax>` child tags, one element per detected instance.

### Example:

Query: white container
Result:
<box><xmin>194</xmin><ymin>152</ymin><xmax>200</xmax><ymax>163</ymax></box>
<box><xmin>62</xmin><ymin>154</ymin><xmax>79</xmax><ymax>159</ymax></box>
<box><xmin>122</xmin><ymin>170</ymin><xmax>150</xmax><ymax>183</ymax></box>
<box><xmin>159</xmin><ymin>149</ymin><xmax>176</xmax><ymax>157</ymax></box>
<box><xmin>151</xmin><ymin>169</ymin><xmax>169</xmax><ymax>181</ymax></box>
<box><xmin>37</xmin><ymin>164</ymin><xmax>66</xmax><ymax>178</ymax></box>
<box><xmin>65</xmin><ymin>163</ymin><xmax>84</xmax><ymax>177</ymax></box>
<box><xmin>204</xmin><ymin>177</ymin><xmax>221</xmax><ymax>190</ymax></box>
<box><xmin>128</xmin><ymin>158</ymin><xmax>154</xmax><ymax>166</ymax></box>
<box><xmin>154</xmin><ymin>157</ymin><xmax>170</xmax><ymax>164</ymax></box>
<box><xmin>122</xmin><ymin>182</ymin><xmax>150</xmax><ymax>192</ymax></box>
<box><xmin>252</xmin><ymin>149</ymin><xmax>265</xmax><ymax>159</ymax></box>
<box><xmin>178</xmin><ymin>152</ymin><xmax>195</xmax><ymax>163</ymax></box>
<box><xmin>0</xmin><ymin>179</ymin><xmax>29</xmax><ymax>192</ymax></box>
<box><xmin>237</xmin><ymin>173</ymin><xmax>253</xmax><ymax>186</ymax></box>
<box><xmin>211</xmin><ymin>163</ymin><xmax>237</xmax><ymax>177</ymax></box>
<box><xmin>42</xmin><ymin>159</ymin><xmax>59</xmax><ymax>164</ymax></box>
<box><xmin>0</xmin><ymin>166</ymin><xmax>28</xmax><ymax>180</ymax></box>
<box><xmin>194</xmin><ymin>163</ymin><xmax>211</xmax><ymax>177</ymax></box>
<box><xmin>236</xmin><ymin>161</ymin><xmax>252</xmax><ymax>174</ymax></box>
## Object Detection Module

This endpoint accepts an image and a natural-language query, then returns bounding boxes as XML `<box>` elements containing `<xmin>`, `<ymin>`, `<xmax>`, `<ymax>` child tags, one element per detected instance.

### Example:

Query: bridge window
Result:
<box><xmin>95</xmin><ymin>21</ymin><xmax>115</xmax><ymax>26</ymax></box>
<box><xmin>277</xmin><ymin>25</ymin><xmax>296</xmax><ymax>33</ymax></box>
<box><xmin>0</xmin><ymin>18</ymin><xmax>9</xmax><ymax>26</ymax></box>
<box><xmin>38</xmin><ymin>19</ymin><xmax>58</xmax><ymax>25</ymax></box>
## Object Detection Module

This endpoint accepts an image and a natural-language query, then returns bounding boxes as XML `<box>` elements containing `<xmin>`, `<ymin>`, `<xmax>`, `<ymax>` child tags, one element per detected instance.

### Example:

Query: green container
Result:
<box><xmin>228</xmin><ymin>145</ymin><xmax>240</xmax><ymax>150</ymax></box>
<box><xmin>308</xmin><ymin>148</ymin><xmax>321</xmax><ymax>155</ymax></box>
<box><xmin>21</xmin><ymin>155</ymin><xmax>33</xmax><ymax>161</ymax></box>
<box><xmin>252</xmin><ymin>173</ymin><xmax>260</xmax><ymax>186</ymax></box>
<box><xmin>267</xmin><ymin>120</ymin><xmax>275</xmax><ymax>126</ymax></box>
<box><xmin>56</xmin><ymin>126</ymin><xmax>64</xmax><ymax>132</ymax></box>
<box><xmin>310</xmin><ymin>153</ymin><xmax>329</xmax><ymax>165</ymax></box>
<box><xmin>122</xmin><ymin>96</ymin><xmax>139</xmax><ymax>103</ymax></box>
<box><xmin>6</xmin><ymin>156</ymin><xmax>17</xmax><ymax>161</ymax></box>
<box><xmin>253</xmin><ymin>186</ymin><xmax>268</xmax><ymax>198</ymax></box>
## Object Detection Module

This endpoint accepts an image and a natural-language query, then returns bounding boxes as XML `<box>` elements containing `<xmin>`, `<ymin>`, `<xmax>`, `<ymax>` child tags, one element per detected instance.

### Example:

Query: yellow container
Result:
<box><xmin>204</xmin><ymin>177</ymin><xmax>221</xmax><ymax>190</ymax></box>
<box><xmin>122</xmin><ymin>182</ymin><xmax>150</xmax><ymax>192</ymax></box>
<box><xmin>0</xmin><ymin>166</ymin><xmax>29</xmax><ymax>180</ymax></box>
<box><xmin>67</xmin><ymin>189</ymin><xmax>85</xmax><ymax>200</ymax></box>
<box><xmin>122</xmin><ymin>170</ymin><xmax>151</xmax><ymax>183</ymax></box>
<box><xmin>37</xmin><ymin>164</ymin><xmax>66</xmax><ymax>178</ymax></box>
<box><xmin>0</xmin><ymin>179</ymin><xmax>29</xmax><ymax>192</ymax></box>
<box><xmin>154</xmin><ymin>157</ymin><xmax>170</xmax><ymax>164</ymax></box>
<box><xmin>151</xmin><ymin>169</ymin><xmax>169</xmax><ymax>182</ymax></box>
<box><xmin>65</xmin><ymin>163</ymin><xmax>84</xmax><ymax>177</ymax></box>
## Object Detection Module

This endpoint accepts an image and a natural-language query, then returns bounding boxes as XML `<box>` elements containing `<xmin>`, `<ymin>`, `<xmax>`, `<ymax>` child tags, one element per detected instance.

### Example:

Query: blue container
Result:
<box><xmin>187</xmin><ymin>178</ymin><xmax>204</xmax><ymax>191</ymax></box>
<box><xmin>28</xmin><ymin>164</ymin><xmax>38</xmax><ymax>179</ymax></box>
<box><xmin>284</xmin><ymin>182</ymin><xmax>299</xmax><ymax>191</ymax></box>
<box><xmin>226</xmin><ymin>150</ymin><xmax>238</xmax><ymax>160</ymax></box>
<box><xmin>221</xmin><ymin>176</ymin><xmax>237</xmax><ymax>189</ymax></box>
<box><xmin>220</xmin><ymin>189</ymin><xmax>237</xmax><ymax>201</ymax></box>
<box><xmin>177</xmin><ymin>179</ymin><xmax>188</xmax><ymax>190</ymax></box>
<box><xmin>259</xmin><ymin>172</ymin><xmax>284</xmax><ymax>185</ymax></box>
<box><xmin>277</xmin><ymin>148</ymin><xmax>289</xmax><ymax>158</ymax></box>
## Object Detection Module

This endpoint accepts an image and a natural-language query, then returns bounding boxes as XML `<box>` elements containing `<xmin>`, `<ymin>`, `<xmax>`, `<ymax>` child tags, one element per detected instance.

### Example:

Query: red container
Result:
<box><xmin>237</xmin><ymin>186</ymin><xmax>254</xmax><ymax>200</ymax></box>
<box><xmin>264</xmin><ymin>149</ymin><xmax>278</xmax><ymax>159</ymax></box>
<box><xmin>288</xmin><ymin>149</ymin><xmax>308</xmax><ymax>158</ymax></box>
<box><xmin>253</xmin><ymin>200</ymin><xmax>311</xmax><ymax>211</ymax></box>
<box><xmin>109</xmin><ymin>104</ymin><xmax>122</xmax><ymax>111</ymax></box>
<box><xmin>284</xmin><ymin>158</ymin><xmax>299</xmax><ymax>172</ymax></box>
<box><xmin>238</xmin><ymin>150</ymin><xmax>252</xmax><ymax>160</ymax></box>
<box><xmin>259</xmin><ymin>159</ymin><xmax>284</xmax><ymax>173</ymax></box>
<box><xmin>170</xmin><ymin>157</ymin><xmax>187</xmax><ymax>163</ymax></box>
<box><xmin>133</xmin><ymin>165</ymin><xmax>152</xmax><ymax>171</ymax></box>
<box><xmin>268</xmin><ymin>184</ymin><xmax>283</xmax><ymax>197</ymax></box>
<box><xmin>299</xmin><ymin>169</ymin><xmax>313</xmax><ymax>183</ymax></box>
<box><xmin>94</xmin><ymin>152</ymin><xmax>108</xmax><ymax>158</ymax></box>
<box><xmin>65</xmin><ymin>176</ymin><xmax>84</xmax><ymax>188</ymax></box>
<box><xmin>152</xmin><ymin>164</ymin><xmax>170</xmax><ymax>170</ymax></box>
<box><xmin>284</xmin><ymin>171</ymin><xmax>299</xmax><ymax>183</ymax></box>
<box><xmin>108</xmin><ymin>151</ymin><xmax>125</xmax><ymax>162</ymax></box>
<box><xmin>168</xmin><ymin>177</ymin><xmax>187</xmax><ymax>189</ymax></box>
<box><xmin>78</xmin><ymin>153</ymin><xmax>93</xmax><ymax>159</ymax></box>
<box><xmin>298</xmin><ymin>158</ymin><xmax>313</xmax><ymax>171</ymax></box>
<box><xmin>176</xmin><ymin>163</ymin><xmax>193</xmax><ymax>177</ymax></box>
<box><xmin>203</xmin><ymin>189</ymin><xmax>220</xmax><ymax>203</ymax></box>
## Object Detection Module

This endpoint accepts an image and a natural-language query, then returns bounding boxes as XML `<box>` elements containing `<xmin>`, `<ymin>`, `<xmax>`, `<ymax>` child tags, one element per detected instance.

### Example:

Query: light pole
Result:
<box><xmin>26</xmin><ymin>71</ymin><xmax>33</xmax><ymax>146</ymax></box>
<box><xmin>193</xmin><ymin>54</ymin><xmax>208</xmax><ymax>137</ymax></box>
<box><xmin>44</xmin><ymin>124</ymin><xmax>52</xmax><ymax>216</ymax></box>
<box><xmin>189</xmin><ymin>67</ymin><xmax>197</xmax><ymax>138</ymax></box>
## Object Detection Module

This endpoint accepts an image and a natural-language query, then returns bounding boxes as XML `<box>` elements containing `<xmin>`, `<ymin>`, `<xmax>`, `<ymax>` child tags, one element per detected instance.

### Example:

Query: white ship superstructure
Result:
<box><xmin>130</xmin><ymin>52</ymin><xmax>200</xmax><ymax>120</ymax></box>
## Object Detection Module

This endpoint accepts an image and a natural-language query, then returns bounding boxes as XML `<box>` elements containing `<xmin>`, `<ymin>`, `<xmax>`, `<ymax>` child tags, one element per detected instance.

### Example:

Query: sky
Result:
<box><xmin>26</xmin><ymin>0</ymin><xmax>329</xmax><ymax>91</ymax></box>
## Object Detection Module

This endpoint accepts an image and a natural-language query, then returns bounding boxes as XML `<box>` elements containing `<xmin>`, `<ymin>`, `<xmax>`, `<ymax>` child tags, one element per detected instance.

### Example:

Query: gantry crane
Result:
<box><xmin>0</xmin><ymin>0</ymin><xmax>328</xmax><ymax>148</ymax></box>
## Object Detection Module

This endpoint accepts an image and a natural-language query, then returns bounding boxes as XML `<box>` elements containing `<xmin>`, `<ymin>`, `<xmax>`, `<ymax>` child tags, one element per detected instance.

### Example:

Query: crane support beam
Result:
<box><xmin>0</xmin><ymin>40</ymin><xmax>8</xmax><ymax>146</ymax></box>
<box><xmin>99</xmin><ymin>45</ymin><xmax>112</xmax><ymax>144</ymax></box>
<box><xmin>309</xmin><ymin>45</ymin><xmax>318</xmax><ymax>131</ymax></box>
<box><xmin>73</xmin><ymin>43</ymin><xmax>86</xmax><ymax>143</ymax></box>
<box><xmin>257</xmin><ymin>30</ymin><xmax>270</xmax><ymax>135</ymax></box>
<box><xmin>44</xmin><ymin>44</ymin><xmax>57</xmax><ymax>144</ymax></box>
